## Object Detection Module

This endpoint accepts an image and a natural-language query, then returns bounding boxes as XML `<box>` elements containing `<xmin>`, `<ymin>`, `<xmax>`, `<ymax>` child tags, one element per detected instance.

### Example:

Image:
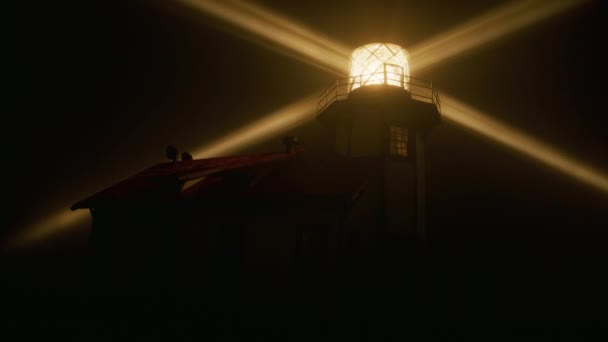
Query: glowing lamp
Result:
<box><xmin>349</xmin><ymin>43</ymin><xmax>410</xmax><ymax>91</ymax></box>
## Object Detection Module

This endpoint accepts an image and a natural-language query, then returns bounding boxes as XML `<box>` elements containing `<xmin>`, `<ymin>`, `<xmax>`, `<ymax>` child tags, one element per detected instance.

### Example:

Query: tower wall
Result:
<box><xmin>317</xmin><ymin>87</ymin><xmax>439</xmax><ymax>239</ymax></box>
<box><xmin>385</xmin><ymin>154</ymin><xmax>417</xmax><ymax>236</ymax></box>
<box><xmin>350</xmin><ymin>112</ymin><xmax>384</xmax><ymax>157</ymax></box>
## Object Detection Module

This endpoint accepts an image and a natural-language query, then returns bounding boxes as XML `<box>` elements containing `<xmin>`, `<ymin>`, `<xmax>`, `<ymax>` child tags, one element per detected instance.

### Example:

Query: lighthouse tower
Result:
<box><xmin>317</xmin><ymin>43</ymin><xmax>440</xmax><ymax>239</ymax></box>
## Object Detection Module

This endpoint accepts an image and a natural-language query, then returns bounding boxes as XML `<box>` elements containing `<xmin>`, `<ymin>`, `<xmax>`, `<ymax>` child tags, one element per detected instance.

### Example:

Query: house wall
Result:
<box><xmin>88</xmin><ymin>200</ymin><xmax>352</xmax><ymax>323</ymax></box>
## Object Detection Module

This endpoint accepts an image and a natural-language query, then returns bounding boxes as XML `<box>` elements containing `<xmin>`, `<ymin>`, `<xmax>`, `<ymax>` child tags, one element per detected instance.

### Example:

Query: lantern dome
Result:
<box><xmin>349</xmin><ymin>43</ymin><xmax>410</xmax><ymax>91</ymax></box>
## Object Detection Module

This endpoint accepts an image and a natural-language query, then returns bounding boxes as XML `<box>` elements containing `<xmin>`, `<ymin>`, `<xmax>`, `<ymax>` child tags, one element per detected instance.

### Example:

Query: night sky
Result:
<box><xmin>4</xmin><ymin>0</ymin><xmax>607</xmax><ymax>335</ymax></box>
<box><xmin>7</xmin><ymin>0</ymin><xmax>606</xmax><ymax>249</ymax></box>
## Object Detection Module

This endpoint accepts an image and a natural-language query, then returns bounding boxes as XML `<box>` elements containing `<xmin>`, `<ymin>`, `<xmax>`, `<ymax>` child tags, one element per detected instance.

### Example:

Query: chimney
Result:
<box><xmin>166</xmin><ymin>145</ymin><xmax>178</xmax><ymax>163</ymax></box>
<box><xmin>181</xmin><ymin>151</ymin><xmax>193</xmax><ymax>161</ymax></box>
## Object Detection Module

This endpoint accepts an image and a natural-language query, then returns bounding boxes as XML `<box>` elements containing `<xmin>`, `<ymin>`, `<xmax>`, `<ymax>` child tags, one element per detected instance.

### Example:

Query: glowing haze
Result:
<box><xmin>440</xmin><ymin>93</ymin><xmax>608</xmax><ymax>193</ymax></box>
<box><xmin>193</xmin><ymin>94</ymin><xmax>318</xmax><ymax>158</ymax></box>
<box><xmin>174</xmin><ymin>0</ymin><xmax>608</xmax><ymax>196</ymax></box>
<box><xmin>177</xmin><ymin>0</ymin><xmax>350</xmax><ymax>74</ymax></box>
<box><xmin>408</xmin><ymin>0</ymin><xmax>587</xmax><ymax>72</ymax></box>
<box><xmin>4</xmin><ymin>0</ymin><xmax>600</xmax><ymax>251</ymax></box>
<box><xmin>3</xmin><ymin>210</ymin><xmax>90</xmax><ymax>251</ymax></box>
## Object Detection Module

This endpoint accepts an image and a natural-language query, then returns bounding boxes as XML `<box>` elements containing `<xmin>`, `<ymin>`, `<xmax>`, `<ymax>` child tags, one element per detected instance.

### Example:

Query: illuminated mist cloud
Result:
<box><xmin>181</xmin><ymin>0</ymin><xmax>607</xmax><ymax>193</ymax></box>
<box><xmin>182</xmin><ymin>0</ymin><xmax>604</xmax><ymax>193</ymax></box>
<box><xmin>408</xmin><ymin>0</ymin><xmax>588</xmax><ymax>72</ymax></box>
<box><xmin>193</xmin><ymin>94</ymin><xmax>318</xmax><ymax>158</ymax></box>
<box><xmin>176</xmin><ymin>0</ymin><xmax>589</xmax><ymax>77</ymax></box>
<box><xmin>3</xmin><ymin>210</ymin><xmax>90</xmax><ymax>252</ymax></box>
<box><xmin>221</xmin><ymin>0</ymin><xmax>351</xmax><ymax>59</ymax></box>
<box><xmin>409</xmin><ymin>0</ymin><xmax>588</xmax><ymax>71</ymax></box>
<box><xmin>440</xmin><ymin>93</ymin><xmax>608</xmax><ymax>193</ymax></box>
<box><xmin>177</xmin><ymin>0</ymin><xmax>350</xmax><ymax>74</ymax></box>
<box><xmin>5</xmin><ymin>0</ymin><xmax>598</xmax><ymax>250</ymax></box>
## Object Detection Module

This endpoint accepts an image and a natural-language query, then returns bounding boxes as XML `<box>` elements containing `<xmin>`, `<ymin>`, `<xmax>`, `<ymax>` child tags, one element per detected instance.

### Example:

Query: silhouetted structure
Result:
<box><xmin>165</xmin><ymin>145</ymin><xmax>178</xmax><ymax>163</ymax></box>
<box><xmin>282</xmin><ymin>135</ymin><xmax>299</xmax><ymax>153</ymax></box>
<box><xmin>73</xmin><ymin>44</ymin><xmax>441</xmax><ymax>339</ymax></box>
<box><xmin>181</xmin><ymin>151</ymin><xmax>193</xmax><ymax>161</ymax></box>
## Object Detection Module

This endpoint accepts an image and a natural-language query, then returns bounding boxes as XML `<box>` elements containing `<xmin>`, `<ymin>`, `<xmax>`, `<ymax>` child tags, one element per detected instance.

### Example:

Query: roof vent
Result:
<box><xmin>181</xmin><ymin>151</ymin><xmax>193</xmax><ymax>161</ymax></box>
<box><xmin>282</xmin><ymin>135</ymin><xmax>299</xmax><ymax>153</ymax></box>
<box><xmin>166</xmin><ymin>145</ymin><xmax>178</xmax><ymax>163</ymax></box>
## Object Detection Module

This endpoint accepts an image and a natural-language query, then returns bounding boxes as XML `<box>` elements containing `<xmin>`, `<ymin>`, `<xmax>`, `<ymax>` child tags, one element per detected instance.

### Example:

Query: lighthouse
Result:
<box><xmin>317</xmin><ymin>43</ymin><xmax>440</xmax><ymax>239</ymax></box>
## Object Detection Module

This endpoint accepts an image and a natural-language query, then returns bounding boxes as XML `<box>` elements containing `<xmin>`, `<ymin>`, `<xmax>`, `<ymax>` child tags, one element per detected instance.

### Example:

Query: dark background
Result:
<box><xmin>4</xmin><ymin>0</ymin><xmax>607</xmax><ymax>339</ymax></box>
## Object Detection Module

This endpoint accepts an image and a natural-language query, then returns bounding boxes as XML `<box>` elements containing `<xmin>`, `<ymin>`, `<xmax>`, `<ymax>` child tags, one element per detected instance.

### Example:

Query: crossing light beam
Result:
<box><xmin>4</xmin><ymin>0</ymin><xmax>600</xmax><ymax>251</ymax></box>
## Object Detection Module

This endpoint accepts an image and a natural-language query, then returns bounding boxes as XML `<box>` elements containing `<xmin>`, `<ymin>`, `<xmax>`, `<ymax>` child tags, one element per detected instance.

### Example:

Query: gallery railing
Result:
<box><xmin>317</xmin><ymin>71</ymin><xmax>441</xmax><ymax>114</ymax></box>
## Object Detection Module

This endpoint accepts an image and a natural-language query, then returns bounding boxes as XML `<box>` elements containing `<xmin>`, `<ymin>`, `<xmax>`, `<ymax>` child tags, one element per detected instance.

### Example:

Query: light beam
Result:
<box><xmin>221</xmin><ymin>0</ymin><xmax>351</xmax><ymax>60</ymax></box>
<box><xmin>440</xmin><ymin>92</ymin><xmax>608</xmax><ymax>193</ymax></box>
<box><xmin>176</xmin><ymin>0</ymin><xmax>350</xmax><ymax>74</ymax></box>
<box><xmin>193</xmin><ymin>94</ymin><xmax>318</xmax><ymax>158</ymax></box>
<box><xmin>408</xmin><ymin>0</ymin><xmax>587</xmax><ymax>72</ymax></box>
<box><xmin>2</xmin><ymin>210</ymin><xmax>90</xmax><ymax>252</ymax></box>
<box><xmin>179</xmin><ymin>0</ymin><xmax>606</xmax><ymax>193</ymax></box>
<box><xmin>5</xmin><ymin>0</ymin><xmax>599</xmax><ymax>250</ymax></box>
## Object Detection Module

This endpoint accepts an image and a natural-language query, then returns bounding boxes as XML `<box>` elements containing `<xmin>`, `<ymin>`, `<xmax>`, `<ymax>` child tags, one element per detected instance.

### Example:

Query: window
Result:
<box><xmin>389</xmin><ymin>126</ymin><xmax>408</xmax><ymax>157</ymax></box>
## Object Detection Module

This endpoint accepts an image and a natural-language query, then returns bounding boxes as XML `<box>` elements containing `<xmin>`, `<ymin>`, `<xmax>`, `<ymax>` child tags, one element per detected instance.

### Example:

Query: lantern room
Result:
<box><xmin>349</xmin><ymin>43</ymin><xmax>410</xmax><ymax>91</ymax></box>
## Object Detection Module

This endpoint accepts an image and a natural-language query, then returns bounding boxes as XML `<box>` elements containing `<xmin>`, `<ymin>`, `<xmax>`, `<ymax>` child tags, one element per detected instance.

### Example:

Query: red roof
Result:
<box><xmin>71</xmin><ymin>150</ymin><xmax>372</xmax><ymax>210</ymax></box>
<box><xmin>71</xmin><ymin>151</ymin><xmax>295</xmax><ymax>210</ymax></box>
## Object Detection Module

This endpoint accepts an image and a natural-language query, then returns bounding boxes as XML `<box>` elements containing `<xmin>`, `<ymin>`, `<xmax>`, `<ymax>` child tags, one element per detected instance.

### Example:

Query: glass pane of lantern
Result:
<box><xmin>349</xmin><ymin>43</ymin><xmax>410</xmax><ymax>91</ymax></box>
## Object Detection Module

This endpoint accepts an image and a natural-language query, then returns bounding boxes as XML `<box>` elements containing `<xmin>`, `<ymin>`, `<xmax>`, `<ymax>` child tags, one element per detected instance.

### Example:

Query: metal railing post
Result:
<box><xmin>384</xmin><ymin>67</ymin><xmax>387</xmax><ymax>85</ymax></box>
